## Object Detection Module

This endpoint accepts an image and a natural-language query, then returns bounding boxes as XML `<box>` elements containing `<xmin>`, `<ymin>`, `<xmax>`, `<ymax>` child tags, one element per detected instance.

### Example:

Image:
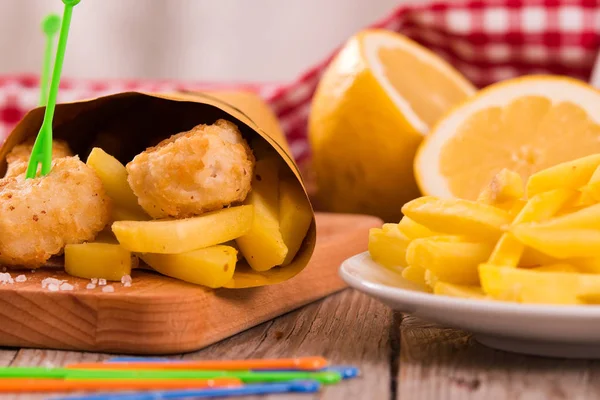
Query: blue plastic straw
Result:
<box><xmin>53</xmin><ymin>380</ymin><xmax>320</xmax><ymax>400</ymax></box>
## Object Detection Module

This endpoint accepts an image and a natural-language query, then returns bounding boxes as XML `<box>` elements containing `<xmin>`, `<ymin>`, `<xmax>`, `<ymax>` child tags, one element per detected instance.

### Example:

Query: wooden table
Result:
<box><xmin>1</xmin><ymin>288</ymin><xmax>597</xmax><ymax>400</ymax></box>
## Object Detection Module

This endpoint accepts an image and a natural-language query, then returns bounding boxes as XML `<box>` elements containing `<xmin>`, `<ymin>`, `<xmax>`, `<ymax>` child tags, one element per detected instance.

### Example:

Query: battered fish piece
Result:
<box><xmin>127</xmin><ymin>119</ymin><xmax>255</xmax><ymax>219</ymax></box>
<box><xmin>0</xmin><ymin>156</ymin><xmax>111</xmax><ymax>267</ymax></box>
<box><xmin>5</xmin><ymin>139</ymin><xmax>73</xmax><ymax>177</ymax></box>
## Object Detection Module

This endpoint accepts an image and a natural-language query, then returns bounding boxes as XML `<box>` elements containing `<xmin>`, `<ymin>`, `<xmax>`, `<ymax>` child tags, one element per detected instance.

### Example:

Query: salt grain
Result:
<box><xmin>98</xmin><ymin>278</ymin><xmax>107</xmax><ymax>286</ymax></box>
<box><xmin>91</xmin><ymin>278</ymin><xmax>98</xmax><ymax>285</ymax></box>
<box><xmin>102</xmin><ymin>285</ymin><xmax>114</xmax><ymax>293</ymax></box>
<box><xmin>41</xmin><ymin>277</ymin><xmax>65</xmax><ymax>288</ymax></box>
<box><xmin>31</xmin><ymin>270</ymin><xmax>36</xmax><ymax>273</ymax></box>
<box><xmin>47</xmin><ymin>283</ymin><xmax>59</xmax><ymax>292</ymax></box>
<box><xmin>121</xmin><ymin>275</ymin><xmax>132</xmax><ymax>287</ymax></box>
<box><xmin>15</xmin><ymin>275</ymin><xmax>26</xmax><ymax>283</ymax></box>
<box><xmin>0</xmin><ymin>273</ymin><xmax>14</xmax><ymax>285</ymax></box>
<box><xmin>59</xmin><ymin>282</ymin><xmax>74</xmax><ymax>291</ymax></box>
<box><xmin>86</xmin><ymin>283</ymin><xmax>96</xmax><ymax>290</ymax></box>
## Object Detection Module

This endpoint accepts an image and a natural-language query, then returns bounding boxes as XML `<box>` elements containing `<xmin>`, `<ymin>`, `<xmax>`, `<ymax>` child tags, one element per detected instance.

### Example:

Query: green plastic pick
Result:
<box><xmin>0</xmin><ymin>367</ymin><xmax>342</xmax><ymax>384</ymax></box>
<box><xmin>40</xmin><ymin>14</ymin><xmax>61</xmax><ymax>106</ymax></box>
<box><xmin>26</xmin><ymin>0</ymin><xmax>80</xmax><ymax>179</ymax></box>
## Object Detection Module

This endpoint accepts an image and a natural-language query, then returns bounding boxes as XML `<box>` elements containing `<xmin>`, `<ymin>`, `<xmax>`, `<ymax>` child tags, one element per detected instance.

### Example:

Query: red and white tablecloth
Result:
<box><xmin>1</xmin><ymin>0</ymin><xmax>598</xmax><ymax>164</ymax></box>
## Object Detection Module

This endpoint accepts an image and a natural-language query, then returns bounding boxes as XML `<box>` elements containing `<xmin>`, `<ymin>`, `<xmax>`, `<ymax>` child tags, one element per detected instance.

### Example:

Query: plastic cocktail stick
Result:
<box><xmin>52</xmin><ymin>381</ymin><xmax>321</xmax><ymax>400</ymax></box>
<box><xmin>26</xmin><ymin>0</ymin><xmax>80</xmax><ymax>179</ymax></box>
<box><xmin>72</xmin><ymin>356</ymin><xmax>329</xmax><ymax>371</ymax></box>
<box><xmin>40</xmin><ymin>14</ymin><xmax>61</xmax><ymax>106</ymax></box>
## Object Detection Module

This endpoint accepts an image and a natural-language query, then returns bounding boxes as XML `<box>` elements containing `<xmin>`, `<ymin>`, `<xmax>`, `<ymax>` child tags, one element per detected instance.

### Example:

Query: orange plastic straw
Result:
<box><xmin>68</xmin><ymin>356</ymin><xmax>328</xmax><ymax>371</ymax></box>
<box><xmin>0</xmin><ymin>378</ymin><xmax>241</xmax><ymax>393</ymax></box>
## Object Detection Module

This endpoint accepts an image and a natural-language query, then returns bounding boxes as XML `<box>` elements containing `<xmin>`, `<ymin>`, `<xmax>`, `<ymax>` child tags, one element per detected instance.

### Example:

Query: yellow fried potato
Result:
<box><xmin>279</xmin><ymin>179</ymin><xmax>312</xmax><ymax>266</ymax></box>
<box><xmin>401</xmin><ymin>265</ymin><xmax>428</xmax><ymax>288</ymax></box>
<box><xmin>112</xmin><ymin>206</ymin><xmax>151</xmax><ymax>222</ymax></box>
<box><xmin>406</xmin><ymin>237</ymin><xmax>492</xmax><ymax>285</ymax></box>
<box><xmin>479</xmin><ymin>263</ymin><xmax>600</xmax><ymax>304</ymax></box>
<box><xmin>565</xmin><ymin>257</ymin><xmax>600</xmax><ymax>274</ymax></box>
<box><xmin>433</xmin><ymin>282</ymin><xmax>486</xmax><ymax>299</ymax></box>
<box><xmin>487</xmin><ymin>189</ymin><xmax>576</xmax><ymax>267</ymax></box>
<box><xmin>477</xmin><ymin>168</ymin><xmax>524</xmax><ymax>209</ymax></box>
<box><xmin>397</xmin><ymin>217</ymin><xmax>436</xmax><ymax>239</ymax></box>
<box><xmin>527</xmin><ymin>202</ymin><xmax>600</xmax><ymax>231</ymax></box>
<box><xmin>65</xmin><ymin>242</ymin><xmax>132</xmax><ymax>281</ymax></box>
<box><xmin>368</xmin><ymin>224</ymin><xmax>410</xmax><ymax>270</ymax></box>
<box><xmin>401</xmin><ymin>196</ymin><xmax>511</xmax><ymax>239</ymax></box>
<box><xmin>140</xmin><ymin>245</ymin><xmax>237</xmax><ymax>288</ymax></box>
<box><xmin>424</xmin><ymin>269</ymin><xmax>439</xmax><ymax>288</ymax></box>
<box><xmin>511</xmin><ymin>225</ymin><xmax>600</xmax><ymax>259</ymax></box>
<box><xmin>526</xmin><ymin>154</ymin><xmax>600</xmax><ymax>198</ymax></box>
<box><xmin>236</xmin><ymin>158</ymin><xmax>288</xmax><ymax>271</ymax></box>
<box><xmin>530</xmin><ymin>264</ymin><xmax>580</xmax><ymax>273</ymax></box>
<box><xmin>87</xmin><ymin>148</ymin><xmax>148</xmax><ymax>217</ymax></box>
<box><xmin>113</xmin><ymin>205</ymin><xmax>253</xmax><ymax>254</ymax></box>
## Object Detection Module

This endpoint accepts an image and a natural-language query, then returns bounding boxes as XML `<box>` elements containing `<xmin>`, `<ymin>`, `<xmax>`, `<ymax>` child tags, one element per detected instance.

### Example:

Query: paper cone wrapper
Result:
<box><xmin>0</xmin><ymin>91</ymin><xmax>316</xmax><ymax>289</ymax></box>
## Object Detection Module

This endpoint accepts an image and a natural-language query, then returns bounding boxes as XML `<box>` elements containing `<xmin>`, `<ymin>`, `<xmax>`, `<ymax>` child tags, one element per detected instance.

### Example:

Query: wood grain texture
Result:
<box><xmin>398</xmin><ymin>316</ymin><xmax>600</xmax><ymax>400</ymax></box>
<box><xmin>0</xmin><ymin>212</ymin><xmax>381</xmax><ymax>355</ymax></box>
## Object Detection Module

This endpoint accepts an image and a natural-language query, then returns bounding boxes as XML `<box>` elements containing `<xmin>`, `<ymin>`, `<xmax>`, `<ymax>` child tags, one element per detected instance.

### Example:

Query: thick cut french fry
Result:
<box><xmin>406</xmin><ymin>237</ymin><xmax>492</xmax><ymax>285</ymax></box>
<box><xmin>487</xmin><ymin>189</ymin><xmax>576</xmax><ymax>267</ymax></box>
<box><xmin>87</xmin><ymin>147</ymin><xmax>149</xmax><ymax>219</ymax></box>
<box><xmin>424</xmin><ymin>270</ymin><xmax>439</xmax><ymax>288</ymax></box>
<box><xmin>566</xmin><ymin>257</ymin><xmax>600</xmax><ymax>274</ymax></box>
<box><xmin>401</xmin><ymin>196</ymin><xmax>511</xmax><ymax>239</ymax></box>
<box><xmin>530</xmin><ymin>264</ymin><xmax>580</xmax><ymax>273</ymax></box>
<box><xmin>527</xmin><ymin>202</ymin><xmax>600</xmax><ymax>231</ymax></box>
<box><xmin>477</xmin><ymin>168</ymin><xmax>524</xmax><ymax>209</ymax></box>
<box><xmin>401</xmin><ymin>265</ymin><xmax>428</xmax><ymax>288</ymax></box>
<box><xmin>278</xmin><ymin>179</ymin><xmax>312</xmax><ymax>266</ymax></box>
<box><xmin>368</xmin><ymin>224</ymin><xmax>410</xmax><ymax>270</ymax></box>
<box><xmin>526</xmin><ymin>154</ymin><xmax>600</xmax><ymax>198</ymax></box>
<box><xmin>65</xmin><ymin>242</ymin><xmax>132</xmax><ymax>281</ymax></box>
<box><xmin>112</xmin><ymin>205</ymin><xmax>254</xmax><ymax>254</ymax></box>
<box><xmin>397</xmin><ymin>217</ymin><xmax>436</xmax><ymax>239</ymax></box>
<box><xmin>236</xmin><ymin>158</ymin><xmax>288</xmax><ymax>271</ymax></box>
<box><xmin>479</xmin><ymin>263</ymin><xmax>600</xmax><ymax>304</ymax></box>
<box><xmin>433</xmin><ymin>282</ymin><xmax>486</xmax><ymax>299</ymax></box>
<box><xmin>140</xmin><ymin>245</ymin><xmax>237</xmax><ymax>289</ymax></box>
<box><xmin>511</xmin><ymin>225</ymin><xmax>600</xmax><ymax>259</ymax></box>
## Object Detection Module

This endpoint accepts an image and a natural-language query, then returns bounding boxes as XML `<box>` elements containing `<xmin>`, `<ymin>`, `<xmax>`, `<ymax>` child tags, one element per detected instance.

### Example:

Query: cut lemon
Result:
<box><xmin>308</xmin><ymin>29</ymin><xmax>475</xmax><ymax>221</ymax></box>
<box><xmin>415</xmin><ymin>75</ymin><xmax>600</xmax><ymax>200</ymax></box>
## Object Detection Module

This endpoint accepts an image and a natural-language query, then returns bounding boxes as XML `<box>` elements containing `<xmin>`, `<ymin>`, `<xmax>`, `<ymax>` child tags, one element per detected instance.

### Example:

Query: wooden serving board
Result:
<box><xmin>0</xmin><ymin>212</ymin><xmax>381</xmax><ymax>355</ymax></box>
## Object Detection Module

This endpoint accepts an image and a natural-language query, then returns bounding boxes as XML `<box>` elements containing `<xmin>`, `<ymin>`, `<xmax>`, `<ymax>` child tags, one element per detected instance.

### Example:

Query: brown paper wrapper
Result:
<box><xmin>0</xmin><ymin>91</ymin><xmax>316</xmax><ymax>289</ymax></box>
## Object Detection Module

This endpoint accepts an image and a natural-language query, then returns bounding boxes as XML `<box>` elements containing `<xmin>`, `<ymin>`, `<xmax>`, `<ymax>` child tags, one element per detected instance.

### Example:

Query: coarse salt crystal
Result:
<box><xmin>102</xmin><ymin>285</ymin><xmax>114</xmax><ymax>293</ymax></box>
<box><xmin>0</xmin><ymin>273</ymin><xmax>14</xmax><ymax>284</ymax></box>
<box><xmin>59</xmin><ymin>282</ymin><xmax>74</xmax><ymax>291</ymax></box>
<box><xmin>86</xmin><ymin>283</ymin><xmax>96</xmax><ymax>290</ymax></box>
<box><xmin>98</xmin><ymin>278</ymin><xmax>107</xmax><ymax>286</ymax></box>
<box><xmin>91</xmin><ymin>278</ymin><xmax>98</xmax><ymax>285</ymax></box>
<box><xmin>47</xmin><ymin>283</ymin><xmax>59</xmax><ymax>292</ymax></box>
<box><xmin>31</xmin><ymin>270</ymin><xmax>36</xmax><ymax>273</ymax></box>
<box><xmin>123</xmin><ymin>281</ymin><xmax>132</xmax><ymax>288</ymax></box>
<box><xmin>41</xmin><ymin>277</ymin><xmax>64</xmax><ymax>288</ymax></box>
<box><xmin>121</xmin><ymin>275</ymin><xmax>132</xmax><ymax>286</ymax></box>
<box><xmin>15</xmin><ymin>275</ymin><xmax>26</xmax><ymax>283</ymax></box>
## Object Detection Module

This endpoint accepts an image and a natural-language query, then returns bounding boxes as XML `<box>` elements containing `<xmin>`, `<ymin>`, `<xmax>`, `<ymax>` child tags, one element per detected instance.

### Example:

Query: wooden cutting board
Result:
<box><xmin>0</xmin><ymin>212</ymin><xmax>381</xmax><ymax>355</ymax></box>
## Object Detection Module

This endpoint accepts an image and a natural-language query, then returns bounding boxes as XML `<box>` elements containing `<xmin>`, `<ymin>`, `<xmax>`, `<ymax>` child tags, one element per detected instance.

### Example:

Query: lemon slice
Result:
<box><xmin>415</xmin><ymin>75</ymin><xmax>600</xmax><ymax>200</ymax></box>
<box><xmin>308</xmin><ymin>29</ymin><xmax>475</xmax><ymax>221</ymax></box>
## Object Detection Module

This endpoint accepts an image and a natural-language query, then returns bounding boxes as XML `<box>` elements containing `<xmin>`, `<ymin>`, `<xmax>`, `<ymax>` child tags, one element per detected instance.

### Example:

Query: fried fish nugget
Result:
<box><xmin>126</xmin><ymin>119</ymin><xmax>255</xmax><ymax>219</ymax></box>
<box><xmin>5</xmin><ymin>139</ymin><xmax>73</xmax><ymax>177</ymax></box>
<box><xmin>0</xmin><ymin>156</ymin><xmax>111</xmax><ymax>267</ymax></box>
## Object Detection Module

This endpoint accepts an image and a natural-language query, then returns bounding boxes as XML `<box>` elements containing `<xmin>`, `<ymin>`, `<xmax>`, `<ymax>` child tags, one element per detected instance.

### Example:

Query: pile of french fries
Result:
<box><xmin>369</xmin><ymin>154</ymin><xmax>600</xmax><ymax>305</ymax></box>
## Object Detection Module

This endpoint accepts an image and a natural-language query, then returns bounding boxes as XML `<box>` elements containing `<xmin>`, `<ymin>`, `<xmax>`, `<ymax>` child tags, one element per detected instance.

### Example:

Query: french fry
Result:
<box><xmin>368</xmin><ymin>224</ymin><xmax>410</xmax><ymax>270</ymax></box>
<box><xmin>406</xmin><ymin>237</ymin><xmax>492</xmax><ymax>285</ymax></box>
<box><xmin>526</xmin><ymin>154</ymin><xmax>600</xmax><ymax>197</ymax></box>
<box><xmin>479</xmin><ymin>263</ymin><xmax>600</xmax><ymax>304</ymax></box>
<box><xmin>433</xmin><ymin>282</ymin><xmax>486</xmax><ymax>299</ymax></box>
<box><xmin>278</xmin><ymin>179</ymin><xmax>313</xmax><ymax>266</ymax></box>
<box><xmin>511</xmin><ymin>225</ymin><xmax>600</xmax><ymax>259</ymax></box>
<box><xmin>401</xmin><ymin>196</ymin><xmax>511</xmax><ymax>239</ymax></box>
<box><xmin>524</xmin><ymin>202</ymin><xmax>600</xmax><ymax>231</ymax></box>
<box><xmin>477</xmin><ymin>168</ymin><xmax>524</xmax><ymax>209</ymax></box>
<box><xmin>566</xmin><ymin>257</ymin><xmax>600</xmax><ymax>274</ymax></box>
<box><xmin>487</xmin><ymin>189</ymin><xmax>576</xmax><ymax>267</ymax></box>
<box><xmin>424</xmin><ymin>270</ymin><xmax>439</xmax><ymax>288</ymax></box>
<box><xmin>65</xmin><ymin>242</ymin><xmax>132</xmax><ymax>281</ymax></box>
<box><xmin>397</xmin><ymin>217</ymin><xmax>436</xmax><ymax>239</ymax></box>
<box><xmin>401</xmin><ymin>265</ymin><xmax>428</xmax><ymax>288</ymax></box>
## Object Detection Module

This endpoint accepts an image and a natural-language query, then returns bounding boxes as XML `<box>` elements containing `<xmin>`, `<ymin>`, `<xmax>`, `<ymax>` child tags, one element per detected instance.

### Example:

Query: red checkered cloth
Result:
<box><xmin>1</xmin><ymin>0</ymin><xmax>599</xmax><ymax>164</ymax></box>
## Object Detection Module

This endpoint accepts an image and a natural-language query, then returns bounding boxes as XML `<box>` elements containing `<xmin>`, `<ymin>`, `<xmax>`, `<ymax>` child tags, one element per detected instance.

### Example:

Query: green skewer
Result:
<box><xmin>26</xmin><ymin>0</ymin><xmax>80</xmax><ymax>179</ymax></box>
<box><xmin>40</xmin><ymin>14</ymin><xmax>61</xmax><ymax>106</ymax></box>
<box><xmin>0</xmin><ymin>367</ymin><xmax>342</xmax><ymax>384</ymax></box>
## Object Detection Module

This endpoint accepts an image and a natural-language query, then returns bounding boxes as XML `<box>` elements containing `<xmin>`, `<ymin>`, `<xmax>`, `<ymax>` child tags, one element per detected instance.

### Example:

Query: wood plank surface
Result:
<box><xmin>0</xmin><ymin>212</ymin><xmax>381</xmax><ymax>355</ymax></box>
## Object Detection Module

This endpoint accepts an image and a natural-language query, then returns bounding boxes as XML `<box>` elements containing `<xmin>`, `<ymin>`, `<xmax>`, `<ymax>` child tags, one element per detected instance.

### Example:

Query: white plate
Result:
<box><xmin>340</xmin><ymin>252</ymin><xmax>600</xmax><ymax>359</ymax></box>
